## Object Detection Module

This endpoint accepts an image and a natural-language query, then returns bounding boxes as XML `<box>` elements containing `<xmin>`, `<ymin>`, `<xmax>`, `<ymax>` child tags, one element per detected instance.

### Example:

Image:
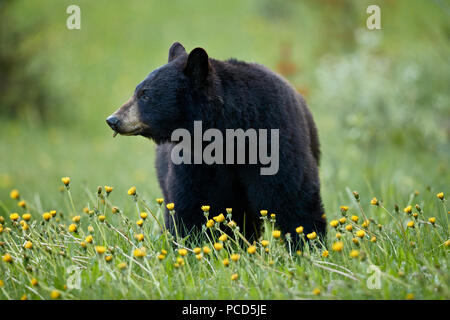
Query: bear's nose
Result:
<box><xmin>106</xmin><ymin>115</ymin><xmax>120</xmax><ymax>129</ymax></box>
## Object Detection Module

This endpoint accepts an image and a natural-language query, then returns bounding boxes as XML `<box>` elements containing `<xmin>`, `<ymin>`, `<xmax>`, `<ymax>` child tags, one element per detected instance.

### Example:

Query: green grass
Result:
<box><xmin>0</xmin><ymin>0</ymin><xmax>449</xmax><ymax>299</ymax></box>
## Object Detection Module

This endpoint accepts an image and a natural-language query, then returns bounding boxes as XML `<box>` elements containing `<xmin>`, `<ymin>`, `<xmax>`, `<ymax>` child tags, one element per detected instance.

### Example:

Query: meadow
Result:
<box><xmin>0</xmin><ymin>0</ymin><xmax>449</xmax><ymax>299</ymax></box>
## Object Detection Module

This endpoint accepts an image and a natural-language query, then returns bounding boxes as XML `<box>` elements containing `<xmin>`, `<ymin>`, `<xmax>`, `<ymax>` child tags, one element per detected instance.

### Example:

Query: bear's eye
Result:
<box><xmin>139</xmin><ymin>89</ymin><xmax>150</xmax><ymax>101</ymax></box>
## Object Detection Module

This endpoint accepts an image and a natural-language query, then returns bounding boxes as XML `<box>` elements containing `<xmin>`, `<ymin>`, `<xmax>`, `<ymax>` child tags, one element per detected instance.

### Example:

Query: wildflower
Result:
<box><xmin>21</xmin><ymin>222</ymin><xmax>29</xmax><ymax>231</ymax></box>
<box><xmin>98</xmin><ymin>215</ymin><xmax>106</xmax><ymax>222</ymax></box>
<box><xmin>261</xmin><ymin>240</ymin><xmax>269</xmax><ymax>247</ymax></box>
<box><xmin>247</xmin><ymin>245</ymin><xmax>256</xmax><ymax>254</ymax></box>
<box><xmin>339</xmin><ymin>217</ymin><xmax>347</xmax><ymax>224</ymax></box>
<box><xmin>332</xmin><ymin>241</ymin><xmax>343</xmax><ymax>252</ymax></box>
<box><xmin>437</xmin><ymin>192</ymin><xmax>444</xmax><ymax>200</ymax></box>
<box><xmin>166</xmin><ymin>203</ymin><xmax>175</xmax><ymax>211</ymax></box>
<box><xmin>203</xmin><ymin>246</ymin><xmax>211</xmax><ymax>254</ymax></box>
<box><xmin>80</xmin><ymin>242</ymin><xmax>86</xmax><ymax>248</ymax></box>
<box><xmin>265</xmin><ymin>248</ymin><xmax>269</xmax><ymax>253</ymax></box>
<box><xmin>227</xmin><ymin>220</ymin><xmax>237</xmax><ymax>228</ymax></box>
<box><xmin>95</xmin><ymin>246</ymin><xmax>106</xmax><ymax>254</ymax></box>
<box><xmin>133</xmin><ymin>248</ymin><xmax>146</xmax><ymax>258</ymax></box>
<box><xmin>31</xmin><ymin>278</ymin><xmax>38</xmax><ymax>286</ymax></box>
<box><xmin>322</xmin><ymin>250</ymin><xmax>329</xmax><ymax>258</ymax></box>
<box><xmin>352</xmin><ymin>238</ymin><xmax>360</xmax><ymax>245</ymax></box>
<box><xmin>87</xmin><ymin>210</ymin><xmax>94</xmax><ymax>216</ymax></box>
<box><xmin>296</xmin><ymin>250</ymin><xmax>302</xmax><ymax>256</ymax></box>
<box><xmin>157</xmin><ymin>254</ymin><xmax>166</xmax><ymax>261</ymax></box>
<box><xmin>136</xmin><ymin>219</ymin><xmax>144</xmax><ymax>227</ymax></box>
<box><xmin>10</xmin><ymin>189</ymin><xmax>20</xmax><ymax>200</ymax></box>
<box><xmin>260</xmin><ymin>210</ymin><xmax>268</xmax><ymax>216</ymax></box>
<box><xmin>428</xmin><ymin>217</ymin><xmax>436</xmax><ymax>225</ymax></box>
<box><xmin>340</xmin><ymin>206</ymin><xmax>349</xmax><ymax>214</ymax></box>
<box><xmin>312</xmin><ymin>288</ymin><xmax>321</xmax><ymax>296</ymax></box>
<box><xmin>335</xmin><ymin>232</ymin><xmax>342</xmax><ymax>239</ymax></box>
<box><xmin>10</xmin><ymin>213</ymin><xmax>19</xmax><ymax>221</ymax></box>
<box><xmin>445</xmin><ymin>240</ymin><xmax>450</xmax><ymax>247</ymax></box>
<box><xmin>88</xmin><ymin>226</ymin><xmax>94</xmax><ymax>233</ymax></box>
<box><xmin>156</xmin><ymin>198</ymin><xmax>164</xmax><ymax>205</ymax></box>
<box><xmin>219</xmin><ymin>234</ymin><xmax>228</xmax><ymax>242</ymax></box>
<box><xmin>296</xmin><ymin>226</ymin><xmax>304</xmax><ymax>234</ymax></box>
<box><xmin>345</xmin><ymin>224</ymin><xmax>353</xmax><ymax>232</ymax></box>
<box><xmin>270</xmin><ymin>213</ymin><xmax>276</xmax><ymax>219</ymax></box>
<box><xmin>213</xmin><ymin>213</ymin><xmax>225</xmax><ymax>223</ymax></box>
<box><xmin>222</xmin><ymin>258</ymin><xmax>230</xmax><ymax>267</ymax></box>
<box><xmin>351</xmin><ymin>215</ymin><xmax>359</xmax><ymax>223</ymax></box>
<box><xmin>356</xmin><ymin>230</ymin><xmax>365</xmax><ymax>238</ymax></box>
<box><xmin>214</xmin><ymin>243</ymin><xmax>223</xmax><ymax>251</ymax></box>
<box><xmin>2</xmin><ymin>253</ymin><xmax>12</xmax><ymax>263</ymax></box>
<box><xmin>127</xmin><ymin>186</ymin><xmax>136</xmax><ymax>196</ymax></box>
<box><xmin>406</xmin><ymin>293</ymin><xmax>414</xmax><ymax>300</ymax></box>
<box><xmin>42</xmin><ymin>212</ymin><xmax>52</xmax><ymax>221</ymax></box>
<box><xmin>140</xmin><ymin>212</ymin><xmax>148</xmax><ymax>220</ymax></box>
<box><xmin>135</xmin><ymin>234</ymin><xmax>144</xmax><ymax>242</ymax></box>
<box><xmin>230</xmin><ymin>254</ymin><xmax>240</xmax><ymax>262</ymax></box>
<box><xmin>176</xmin><ymin>257</ymin><xmax>185</xmax><ymax>266</ymax></box>
<box><xmin>201</xmin><ymin>205</ymin><xmax>210</xmax><ymax>212</ymax></box>
<box><xmin>352</xmin><ymin>191</ymin><xmax>360</xmax><ymax>200</ymax></box>
<box><xmin>0</xmin><ymin>280</ymin><xmax>3</xmax><ymax>287</ymax></box>
<box><xmin>50</xmin><ymin>290</ymin><xmax>60</xmax><ymax>299</ymax></box>
<box><xmin>195</xmin><ymin>254</ymin><xmax>202</xmax><ymax>260</ymax></box>
<box><xmin>362</xmin><ymin>220</ymin><xmax>370</xmax><ymax>228</ymax></box>
<box><xmin>307</xmin><ymin>232</ymin><xmax>317</xmax><ymax>240</ymax></box>
<box><xmin>412</xmin><ymin>213</ymin><xmax>418</xmax><ymax>219</ymax></box>
<box><xmin>85</xmin><ymin>235</ymin><xmax>93</xmax><ymax>243</ymax></box>
<box><xmin>415</xmin><ymin>204</ymin><xmax>421</xmax><ymax>212</ymax></box>
<box><xmin>61</xmin><ymin>177</ymin><xmax>70</xmax><ymax>186</ymax></box>
<box><xmin>161</xmin><ymin>249</ymin><xmax>167</xmax><ymax>255</ymax></box>
<box><xmin>272</xmin><ymin>230</ymin><xmax>281</xmax><ymax>239</ymax></box>
<box><xmin>193</xmin><ymin>247</ymin><xmax>201</xmax><ymax>254</ymax></box>
<box><xmin>329</xmin><ymin>220</ymin><xmax>339</xmax><ymax>228</ymax></box>
<box><xmin>105</xmin><ymin>255</ymin><xmax>113</xmax><ymax>262</ymax></box>
<box><xmin>404</xmin><ymin>206</ymin><xmax>412</xmax><ymax>214</ymax></box>
<box><xmin>206</xmin><ymin>219</ymin><xmax>215</xmax><ymax>228</ymax></box>
<box><xmin>178</xmin><ymin>248</ymin><xmax>188</xmax><ymax>256</ymax></box>
<box><xmin>21</xmin><ymin>294</ymin><xmax>28</xmax><ymax>300</ymax></box>
<box><xmin>24</xmin><ymin>241</ymin><xmax>33</xmax><ymax>249</ymax></box>
<box><xmin>407</xmin><ymin>221</ymin><xmax>415</xmax><ymax>228</ymax></box>
<box><xmin>72</xmin><ymin>215</ymin><xmax>81</xmax><ymax>223</ymax></box>
<box><xmin>18</xmin><ymin>200</ymin><xmax>26</xmax><ymax>208</ymax></box>
<box><xmin>349</xmin><ymin>250</ymin><xmax>359</xmax><ymax>258</ymax></box>
<box><xmin>105</xmin><ymin>186</ymin><xmax>113</xmax><ymax>194</ymax></box>
<box><xmin>370</xmin><ymin>236</ymin><xmax>377</xmax><ymax>242</ymax></box>
<box><xmin>118</xmin><ymin>262</ymin><xmax>127</xmax><ymax>270</ymax></box>
<box><xmin>112</xmin><ymin>206</ymin><xmax>119</xmax><ymax>214</ymax></box>
<box><xmin>231</xmin><ymin>273</ymin><xmax>239</xmax><ymax>281</ymax></box>
<box><xmin>68</xmin><ymin>224</ymin><xmax>77</xmax><ymax>232</ymax></box>
<box><xmin>370</xmin><ymin>197</ymin><xmax>379</xmax><ymax>206</ymax></box>
<box><xmin>226</xmin><ymin>208</ymin><xmax>232</xmax><ymax>214</ymax></box>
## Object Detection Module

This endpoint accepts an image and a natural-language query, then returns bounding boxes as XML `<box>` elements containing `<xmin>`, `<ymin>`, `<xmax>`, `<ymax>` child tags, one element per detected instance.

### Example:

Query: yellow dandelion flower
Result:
<box><xmin>362</xmin><ymin>220</ymin><xmax>370</xmax><ymax>228</ymax></box>
<box><xmin>370</xmin><ymin>197</ymin><xmax>379</xmax><ymax>206</ymax></box>
<box><xmin>227</xmin><ymin>220</ymin><xmax>237</xmax><ymax>228</ymax></box>
<box><xmin>437</xmin><ymin>192</ymin><xmax>444</xmax><ymax>200</ymax></box>
<box><xmin>88</xmin><ymin>226</ymin><xmax>94</xmax><ymax>233</ymax></box>
<box><xmin>407</xmin><ymin>221</ymin><xmax>415</xmax><ymax>228</ymax></box>
<box><xmin>296</xmin><ymin>250</ymin><xmax>302</xmax><ymax>256</ymax></box>
<box><xmin>105</xmin><ymin>186</ymin><xmax>113</xmax><ymax>193</ymax></box>
<box><xmin>201</xmin><ymin>205</ymin><xmax>210</xmax><ymax>212</ymax></box>
<box><xmin>260</xmin><ymin>210</ymin><xmax>268</xmax><ymax>216</ymax></box>
<box><xmin>118</xmin><ymin>262</ymin><xmax>127</xmax><ymax>270</ymax></box>
<box><xmin>2</xmin><ymin>253</ymin><xmax>12</xmax><ymax>263</ymax></box>
<box><xmin>10</xmin><ymin>213</ymin><xmax>19</xmax><ymax>221</ymax></box>
<box><xmin>339</xmin><ymin>217</ymin><xmax>347</xmax><ymax>224</ymax></box>
<box><xmin>166</xmin><ymin>203</ymin><xmax>175</xmax><ymax>211</ymax></box>
<box><xmin>349</xmin><ymin>249</ymin><xmax>359</xmax><ymax>258</ymax></box>
<box><xmin>61</xmin><ymin>177</ymin><xmax>70</xmax><ymax>186</ymax></box>
<box><xmin>406</xmin><ymin>293</ymin><xmax>414</xmax><ymax>300</ymax></box>
<box><xmin>21</xmin><ymin>222</ymin><xmax>29</xmax><ymax>231</ymax></box>
<box><xmin>72</xmin><ymin>215</ymin><xmax>81</xmax><ymax>223</ymax></box>
<box><xmin>356</xmin><ymin>230</ymin><xmax>365</xmax><ymax>238</ymax></box>
<box><xmin>98</xmin><ymin>215</ymin><xmax>106</xmax><ymax>222</ymax></box>
<box><xmin>270</xmin><ymin>213</ymin><xmax>276</xmax><ymax>219</ymax></box>
<box><xmin>31</xmin><ymin>278</ymin><xmax>38</xmax><ymax>286</ymax></box>
<box><xmin>105</xmin><ymin>255</ymin><xmax>113</xmax><ymax>262</ymax></box>
<box><xmin>231</xmin><ymin>273</ymin><xmax>239</xmax><ymax>281</ymax></box>
<box><xmin>10</xmin><ymin>189</ymin><xmax>20</xmax><ymax>200</ymax></box>
<box><xmin>336</xmin><ymin>232</ymin><xmax>342</xmax><ymax>239</ymax></box>
<box><xmin>444</xmin><ymin>240</ymin><xmax>450</xmax><ymax>247</ymax></box>
<box><xmin>195</xmin><ymin>254</ymin><xmax>203</xmax><ymax>260</ymax></box>
<box><xmin>21</xmin><ymin>294</ymin><xmax>28</xmax><ymax>300</ymax></box>
<box><xmin>332</xmin><ymin>241</ymin><xmax>343</xmax><ymax>252</ymax></box>
<box><xmin>306</xmin><ymin>232</ymin><xmax>317</xmax><ymax>240</ymax></box>
<box><xmin>296</xmin><ymin>226</ymin><xmax>304</xmax><ymax>234</ymax></box>
<box><xmin>156</xmin><ymin>198</ymin><xmax>164</xmax><ymax>205</ymax></box>
<box><xmin>42</xmin><ymin>212</ymin><xmax>52</xmax><ymax>221</ymax></box>
<box><xmin>222</xmin><ymin>258</ymin><xmax>230</xmax><ymax>267</ymax></box>
<box><xmin>178</xmin><ymin>248</ymin><xmax>188</xmax><ymax>256</ymax></box>
<box><xmin>157</xmin><ymin>254</ymin><xmax>166</xmax><ymax>261</ymax></box>
<box><xmin>206</xmin><ymin>219</ymin><xmax>215</xmax><ymax>228</ymax></box>
<box><xmin>176</xmin><ymin>257</ymin><xmax>185</xmax><ymax>265</ymax></box>
<box><xmin>80</xmin><ymin>242</ymin><xmax>86</xmax><ymax>248</ymax></box>
<box><xmin>230</xmin><ymin>254</ymin><xmax>240</xmax><ymax>262</ymax></box>
<box><xmin>352</xmin><ymin>238</ymin><xmax>360</xmax><ymax>245</ymax></box>
<box><xmin>404</xmin><ymin>205</ymin><xmax>412</xmax><ymax>214</ymax></box>
<box><xmin>133</xmin><ymin>248</ymin><xmax>146</xmax><ymax>258</ymax></box>
<box><xmin>247</xmin><ymin>245</ymin><xmax>256</xmax><ymax>254</ymax></box>
<box><xmin>50</xmin><ymin>290</ymin><xmax>60</xmax><ymax>299</ymax></box>
<box><xmin>135</xmin><ymin>233</ymin><xmax>144</xmax><ymax>242</ymax></box>
<box><xmin>127</xmin><ymin>186</ymin><xmax>136</xmax><ymax>196</ymax></box>
<box><xmin>136</xmin><ymin>219</ymin><xmax>144</xmax><ymax>227</ymax></box>
<box><xmin>226</xmin><ymin>208</ymin><xmax>232</xmax><ymax>214</ymax></box>
<box><xmin>24</xmin><ymin>241</ymin><xmax>33</xmax><ymax>249</ymax></box>
<box><xmin>203</xmin><ymin>246</ymin><xmax>211</xmax><ymax>254</ymax></box>
<box><xmin>161</xmin><ymin>249</ymin><xmax>167</xmax><ymax>255</ymax></box>
<box><xmin>95</xmin><ymin>246</ymin><xmax>106</xmax><ymax>254</ymax></box>
<box><xmin>193</xmin><ymin>247</ymin><xmax>201</xmax><ymax>254</ymax></box>
<box><xmin>272</xmin><ymin>230</ymin><xmax>281</xmax><ymax>239</ymax></box>
<box><xmin>0</xmin><ymin>280</ymin><xmax>3</xmax><ymax>287</ymax></box>
<box><xmin>329</xmin><ymin>220</ymin><xmax>339</xmax><ymax>228</ymax></box>
<box><xmin>219</xmin><ymin>234</ymin><xmax>228</xmax><ymax>242</ymax></box>
<box><xmin>261</xmin><ymin>240</ymin><xmax>269</xmax><ymax>247</ymax></box>
<box><xmin>428</xmin><ymin>217</ymin><xmax>436</xmax><ymax>224</ymax></box>
<box><xmin>140</xmin><ymin>212</ymin><xmax>148</xmax><ymax>220</ymax></box>
<box><xmin>214</xmin><ymin>243</ymin><xmax>223</xmax><ymax>251</ymax></box>
<box><xmin>370</xmin><ymin>236</ymin><xmax>377</xmax><ymax>242</ymax></box>
<box><xmin>322</xmin><ymin>250</ymin><xmax>329</xmax><ymax>258</ymax></box>
<box><xmin>213</xmin><ymin>213</ymin><xmax>225</xmax><ymax>223</ymax></box>
<box><xmin>85</xmin><ymin>235</ymin><xmax>93</xmax><ymax>243</ymax></box>
<box><xmin>340</xmin><ymin>206</ymin><xmax>349</xmax><ymax>213</ymax></box>
<box><xmin>68</xmin><ymin>224</ymin><xmax>77</xmax><ymax>233</ymax></box>
<box><xmin>351</xmin><ymin>215</ymin><xmax>359</xmax><ymax>223</ymax></box>
<box><xmin>111</xmin><ymin>206</ymin><xmax>119</xmax><ymax>214</ymax></box>
<box><xmin>313</xmin><ymin>288</ymin><xmax>321</xmax><ymax>295</ymax></box>
<box><xmin>18</xmin><ymin>200</ymin><xmax>26</xmax><ymax>208</ymax></box>
<box><xmin>345</xmin><ymin>224</ymin><xmax>353</xmax><ymax>232</ymax></box>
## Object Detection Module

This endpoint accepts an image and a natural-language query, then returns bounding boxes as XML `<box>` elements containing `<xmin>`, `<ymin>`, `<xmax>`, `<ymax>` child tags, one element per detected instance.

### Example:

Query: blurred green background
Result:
<box><xmin>0</xmin><ymin>0</ymin><xmax>449</xmax><ymax>216</ymax></box>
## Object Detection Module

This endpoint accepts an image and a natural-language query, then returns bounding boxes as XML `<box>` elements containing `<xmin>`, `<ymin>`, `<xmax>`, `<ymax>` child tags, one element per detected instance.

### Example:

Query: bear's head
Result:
<box><xmin>106</xmin><ymin>42</ymin><xmax>220</xmax><ymax>144</ymax></box>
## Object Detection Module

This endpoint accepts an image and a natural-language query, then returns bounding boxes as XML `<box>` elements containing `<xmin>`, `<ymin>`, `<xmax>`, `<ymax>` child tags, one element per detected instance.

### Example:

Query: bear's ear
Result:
<box><xmin>184</xmin><ymin>47</ymin><xmax>210</xmax><ymax>85</ymax></box>
<box><xmin>168</xmin><ymin>42</ymin><xmax>186</xmax><ymax>62</ymax></box>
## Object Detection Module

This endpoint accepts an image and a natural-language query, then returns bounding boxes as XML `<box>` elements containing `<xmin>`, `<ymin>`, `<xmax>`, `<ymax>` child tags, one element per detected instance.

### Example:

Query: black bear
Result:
<box><xmin>107</xmin><ymin>42</ymin><xmax>325</xmax><ymax>242</ymax></box>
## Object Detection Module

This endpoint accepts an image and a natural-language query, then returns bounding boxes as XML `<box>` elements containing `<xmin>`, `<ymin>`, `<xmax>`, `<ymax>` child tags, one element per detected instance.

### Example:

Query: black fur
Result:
<box><xmin>132</xmin><ymin>42</ymin><xmax>325</xmax><ymax>241</ymax></box>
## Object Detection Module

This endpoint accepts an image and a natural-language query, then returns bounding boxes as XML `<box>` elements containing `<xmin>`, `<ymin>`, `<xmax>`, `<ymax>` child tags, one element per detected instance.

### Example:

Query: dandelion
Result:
<box><xmin>118</xmin><ymin>262</ymin><xmax>127</xmax><ymax>270</ymax></box>
<box><xmin>404</xmin><ymin>205</ymin><xmax>412</xmax><ymax>214</ymax></box>
<box><xmin>10</xmin><ymin>213</ymin><xmax>19</xmax><ymax>221</ymax></box>
<box><xmin>231</xmin><ymin>273</ymin><xmax>239</xmax><ymax>281</ymax></box>
<box><xmin>340</xmin><ymin>206</ymin><xmax>349</xmax><ymax>214</ymax></box>
<box><xmin>105</xmin><ymin>255</ymin><xmax>113</xmax><ymax>262</ymax></box>
<box><xmin>339</xmin><ymin>217</ymin><xmax>347</xmax><ymax>224</ymax></box>
<box><xmin>335</xmin><ymin>232</ymin><xmax>342</xmax><ymax>239</ymax></box>
<box><xmin>352</xmin><ymin>238</ymin><xmax>360</xmax><ymax>245</ymax></box>
<box><xmin>88</xmin><ymin>226</ymin><xmax>94</xmax><ymax>233</ymax></box>
<box><xmin>24</xmin><ymin>241</ymin><xmax>33</xmax><ymax>249</ymax></box>
<box><xmin>213</xmin><ymin>213</ymin><xmax>225</xmax><ymax>223</ymax></box>
<box><xmin>136</xmin><ymin>219</ymin><xmax>144</xmax><ymax>227</ymax></box>
<box><xmin>111</xmin><ymin>207</ymin><xmax>119</xmax><ymax>214</ymax></box>
<box><xmin>0</xmin><ymin>280</ymin><xmax>3</xmax><ymax>287</ymax></box>
<box><xmin>98</xmin><ymin>215</ymin><xmax>106</xmax><ymax>222</ymax></box>
<box><xmin>272</xmin><ymin>230</ymin><xmax>281</xmax><ymax>239</ymax></box>
<box><xmin>260</xmin><ymin>210</ymin><xmax>268</xmax><ymax>216</ymax></box>
<box><xmin>68</xmin><ymin>224</ymin><xmax>77</xmax><ymax>232</ymax></box>
<box><xmin>227</xmin><ymin>220</ymin><xmax>237</xmax><ymax>228</ymax></box>
<box><xmin>296</xmin><ymin>250</ymin><xmax>302</xmax><ymax>256</ymax></box>
<box><xmin>219</xmin><ymin>234</ymin><xmax>228</xmax><ymax>242</ymax></box>
<box><xmin>230</xmin><ymin>254</ymin><xmax>240</xmax><ymax>262</ymax></box>
<box><xmin>307</xmin><ymin>232</ymin><xmax>317</xmax><ymax>240</ymax></box>
<box><xmin>345</xmin><ymin>224</ymin><xmax>353</xmax><ymax>232</ymax></box>
<box><xmin>42</xmin><ymin>212</ymin><xmax>52</xmax><ymax>221</ymax></box>
<box><xmin>80</xmin><ymin>242</ymin><xmax>86</xmax><ymax>248</ymax></box>
<box><xmin>161</xmin><ymin>249</ymin><xmax>167</xmax><ymax>255</ymax></box>
<box><xmin>407</xmin><ymin>221</ymin><xmax>415</xmax><ymax>228</ymax></box>
<box><xmin>18</xmin><ymin>200</ymin><xmax>26</xmax><ymax>208</ymax></box>
<box><xmin>351</xmin><ymin>215</ymin><xmax>359</xmax><ymax>223</ymax></box>
<box><xmin>2</xmin><ymin>253</ymin><xmax>12</xmax><ymax>263</ymax></box>
<box><xmin>127</xmin><ymin>186</ymin><xmax>136</xmax><ymax>196</ymax></box>
<box><xmin>296</xmin><ymin>226</ymin><xmax>304</xmax><ymax>234</ymax></box>
<box><xmin>370</xmin><ymin>236</ymin><xmax>377</xmax><ymax>242</ymax></box>
<box><xmin>201</xmin><ymin>205</ymin><xmax>210</xmax><ymax>212</ymax></box>
<box><xmin>270</xmin><ymin>213</ymin><xmax>276</xmax><ymax>219</ymax></box>
<box><xmin>178</xmin><ymin>248</ymin><xmax>188</xmax><ymax>256</ymax></box>
<box><xmin>157</xmin><ymin>254</ymin><xmax>166</xmax><ymax>261</ymax></box>
<box><xmin>349</xmin><ymin>250</ymin><xmax>359</xmax><ymax>258</ymax></box>
<box><xmin>156</xmin><ymin>198</ymin><xmax>164</xmax><ymax>205</ymax></box>
<box><xmin>445</xmin><ymin>240</ymin><xmax>450</xmax><ymax>247</ymax></box>
<box><xmin>21</xmin><ymin>222</ymin><xmax>29</xmax><ymax>231</ymax></box>
<box><xmin>50</xmin><ymin>210</ymin><xmax>57</xmax><ymax>217</ymax></box>
<box><xmin>31</xmin><ymin>278</ymin><xmax>38</xmax><ymax>286</ymax></box>
<box><xmin>50</xmin><ymin>290</ymin><xmax>60</xmax><ymax>299</ymax></box>
<box><xmin>214</xmin><ymin>243</ymin><xmax>223</xmax><ymax>251</ymax></box>
<box><xmin>437</xmin><ymin>192</ymin><xmax>444</xmax><ymax>200</ymax></box>
<box><xmin>193</xmin><ymin>247</ymin><xmax>201</xmax><ymax>254</ymax></box>
<box><xmin>95</xmin><ymin>246</ymin><xmax>106</xmax><ymax>254</ymax></box>
<box><xmin>203</xmin><ymin>246</ymin><xmax>211</xmax><ymax>254</ymax></box>
<box><xmin>370</xmin><ymin>197</ymin><xmax>379</xmax><ymax>206</ymax></box>
<box><xmin>332</xmin><ymin>241</ymin><xmax>343</xmax><ymax>252</ymax></box>
<box><xmin>166</xmin><ymin>203</ymin><xmax>175</xmax><ymax>211</ymax></box>
<box><xmin>10</xmin><ymin>189</ymin><xmax>20</xmax><ymax>200</ymax></box>
<box><xmin>330</xmin><ymin>220</ymin><xmax>339</xmax><ymax>228</ymax></box>
<box><xmin>72</xmin><ymin>215</ymin><xmax>81</xmax><ymax>223</ymax></box>
<box><xmin>261</xmin><ymin>240</ymin><xmax>269</xmax><ymax>247</ymax></box>
<box><xmin>412</xmin><ymin>213</ymin><xmax>418</xmax><ymax>219</ymax></box>
<box><xmin>428</xmin><ymin>217</ymin><xmax>436</xmax><ymax>225</ymax></box>
<box><xmin>406</xmin><ymin>293</ymin><xmax>414</xmax><ymax>300</ymax></box>
<box><xmin>195</xmin><ymin>254</ymin><xmax>202</xmax><ymax>260</ymax></box>
<box><xmin>105</xmin><ymin>186</ymin><xmax>113</xmax><ymax>194</ymax></box>
<box><xmin>356</xmin><ymin>230</ymin><xmax>366</xmax><ymax>238</ymax></box>
<box><xmin>322</xmin><ymin>250</ymin><xmax>329</xmax><ymax>258</ymax></box>
<box><xmin>85</xmin><ymin>235</ymin><xmax>93</xmax><ymax>243</ymax></box>
<box><xmin>362</xmin><ymin>220</ymin><xmax>370</xmax><ymax>228</ymax></box>
<box><xmin>176</xmin><ymin>257</ymin><xmax>185</xmax><ymax>266</ymax></box>
<box><xmin>61</xmin><ymin>177</ymin><xmax>70</xmax><ymax>186</ymax></box>
<box><xmin>312</xmin><ymin>288</ymin><xmax>321</xmax><ymax>296</ymax></box>
<box><xmin>21</xmin><ymin>294</ymin><xmax>28</xmax><ymax>300</ymax></box>
<box><xmin>135</xmin><ymin>234</ymin><xmax>144</xmax><ymax>242</ymax></box>
<box><xmin>226</xmin><ymin>208</ymin><xmax>232</xmax><ymax>214</ymax></box>
<box><xmin>247</xmin><ymin>245</ymin><xmax>256</xmax><ymax>254</ymax></box>
<box><xmin>133</xmin><ymin>248</ymin><xmax>146</xmax><ymax>258</ymax></box>
<box><xmin>222</xmin><ymin>258</ymin><xmax>230</xmax><ymax>267</ymax></box>
<box><xmin>140</xmin><ymin>212</ymin><xmax>148</xmax><ymax>220</ymax></box>
<box><xmin>206</xmin><ymin>219</ymin><xmax>215</xmax><ymax>228</ymax></box>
